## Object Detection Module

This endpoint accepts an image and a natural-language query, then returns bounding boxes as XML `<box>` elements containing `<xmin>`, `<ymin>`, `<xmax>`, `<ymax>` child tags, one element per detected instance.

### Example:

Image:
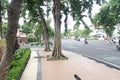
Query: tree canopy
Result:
<box><xmin>93</xmin><ymin>0</ymin><xmax>120</xmax><ymax>37</ymax></box>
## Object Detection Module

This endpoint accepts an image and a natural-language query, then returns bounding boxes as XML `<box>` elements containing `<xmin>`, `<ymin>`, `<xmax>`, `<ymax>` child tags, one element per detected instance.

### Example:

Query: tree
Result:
<box><xmin>0</xmin><ymin>0</ymin><xmax>22</xmax><ymax>79</ymax></box>
<box><xmin>21</xmin><ymin>22</ymin><xmax>34</xmax><ymax>34</ymax></box>
<box><xmin>48</xmin><ymin>0</ymin><xmax>105</xmax><ymax>59</ymax></box>
<box><xmin>0</xmin><ymin>0</ymin><xmax>2</xmax><ymax>39</ymax></box>
<box><xmin>34</xmin><ymin>22</ymin><xmax>44</xmax><ymax>42</ymax></box>
<box><xmin>46</xmin><ymin>19</ymin><xmax>54</xmax><ymax>38</ymax></box>
<box><xmin>34</xmin><ymin>19</ymin><xmax>54</xmax><ymax>42</ymax></box>
<box><xmin>0</xmin><ymin>0</ymin><xmax>8</xmax><ymax>39</ymax></box>
<box><xmin>51</xmin><ymin>0</ymin><xmax>67</xmax><ymax>59</ymax></box>
<box><xmin>93</xmin><ymin>0</ymin><xmax>120</xmax><ymax>37</ymax></box>
<box><xmin>23</xmin><ymin>0</ymin><xmax>51</xmax><ymax>51</ymax></box>
<box><xmin>38</xmin><ymin>7</ymin><xmax>51</xmax><ymax>51</ymax></box>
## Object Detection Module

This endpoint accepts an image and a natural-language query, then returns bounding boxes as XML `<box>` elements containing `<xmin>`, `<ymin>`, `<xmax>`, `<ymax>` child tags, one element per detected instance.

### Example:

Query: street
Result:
<box><xmin>62</xmin><ymin>39</ymin><xmax>120</xmax><ymax>70</ymax></box>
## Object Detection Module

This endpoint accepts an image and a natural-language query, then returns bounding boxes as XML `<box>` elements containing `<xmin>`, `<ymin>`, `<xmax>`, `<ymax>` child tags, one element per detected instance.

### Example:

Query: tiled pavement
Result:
<box><xmin>21</xmin><ymin>48</ymin><xmax>120</xmax><ymax>80</ymax></box>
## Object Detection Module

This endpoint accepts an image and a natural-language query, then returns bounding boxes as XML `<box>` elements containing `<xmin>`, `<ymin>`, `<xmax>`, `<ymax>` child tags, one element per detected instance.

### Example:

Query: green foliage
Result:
<box><xmin>2</xmin><ymin>23</ymin><xmax>7</xmax><ymax>37</ymax></box>
<box><xmin>31</xmin><ymin>42</ymin><xmax>44</xmax><ymax>46</ymax></box>
<box><xmin>82</xmin><ymin>29</ymin><xmax>92</xmax><ymax>37</ymax></box>
<box><xmin>31</xmin><ymin>41</ymin><xmax>53</xmax><ymax>46</ymax></box>
<box><xmin>21</xmin><ymin>22</ymin><xmax>34</xmax><ymax>34</ymax></box>
<box><xmin>34</xmin><ymin>20</ymin><xmax>54</xmax><ymax>41</ymax></box>
<box><xmin>6</xmin><ymin>48</ymin><xmax>31</xmax><ymax>80</ymax></box>
<box><xmin>27</xmin><ymin>37</ymin><xmax>36</xmax><ymax>42</ymax></box>
<box><xmin>46</xmin><ymin>19</ymin><xmax>54</xmax><ymax>38</ymax></box>
<box><xmin>13</xmin><ymin>48</ymin><xmax>25</xmax><ymax>60</ymax></box>
<box><xmin>34</xmin><ymin>22</ymin><xmax>43</xmax><ymax>41</ymax></box>
<box><xmin>93</xmin><ymin>0</ymin><xmax>120</xmax><ymax>37</ymax></box>
<box><xmin>1</xmin><ymin>0</ymin><xmax>8</xmax><ymax>19</ymax></box>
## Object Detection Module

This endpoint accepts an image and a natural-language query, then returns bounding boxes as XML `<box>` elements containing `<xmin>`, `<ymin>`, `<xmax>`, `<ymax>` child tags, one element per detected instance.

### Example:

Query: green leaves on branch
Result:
<box><xmin>20</xmin><ymin>22</ymin><xmax>34</xmax><ymax>34</ymax></box>
<box><xmin>93</xmin><ymin>0</ymin><xmax>120</xmax><ymax>37</ymax></box>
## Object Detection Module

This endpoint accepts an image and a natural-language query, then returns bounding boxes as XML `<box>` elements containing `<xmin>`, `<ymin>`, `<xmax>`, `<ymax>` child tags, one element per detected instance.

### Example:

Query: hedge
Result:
<box><xmin>6</xmin><ymin>48</ymin><xmax>31</xmax><ymax>80</ymax></box>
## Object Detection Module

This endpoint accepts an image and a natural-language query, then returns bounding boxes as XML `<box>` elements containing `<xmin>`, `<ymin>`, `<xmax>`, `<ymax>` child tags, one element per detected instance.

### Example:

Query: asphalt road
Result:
<box><xmin>62</xmin><ymin>39</ymin><xmax>120</xmax><ymax>70</ymax></box>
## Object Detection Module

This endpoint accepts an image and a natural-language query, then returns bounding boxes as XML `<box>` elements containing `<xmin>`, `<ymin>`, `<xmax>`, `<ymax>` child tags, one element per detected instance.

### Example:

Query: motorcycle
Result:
<box><xmin>84</xmin><ymin>38</ymin><xmax>88</xmax><ymax>44</ymax></box>
<box><xmin>116</xmin><ymin>44</ymin><xmax>120</xmax><ymax>51</ymax></box>
<box><xmin>116</xmin><ymin>39</ymin><xmax>120</xmax><ymax>51</ymax></box>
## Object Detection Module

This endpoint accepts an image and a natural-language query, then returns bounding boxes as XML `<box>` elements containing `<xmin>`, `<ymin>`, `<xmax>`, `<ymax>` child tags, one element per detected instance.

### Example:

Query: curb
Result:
<box><xmin>82</xmin><ymin>54</ymin><xmax>120</xmax><ymax>71</ymax></box>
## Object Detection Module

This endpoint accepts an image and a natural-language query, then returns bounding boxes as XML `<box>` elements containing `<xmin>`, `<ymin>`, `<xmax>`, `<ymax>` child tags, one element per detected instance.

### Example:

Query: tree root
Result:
<box><xmin>47</xmin><ymin>54</ymin><xmax>68</xmax><ymax>61</ymax></box>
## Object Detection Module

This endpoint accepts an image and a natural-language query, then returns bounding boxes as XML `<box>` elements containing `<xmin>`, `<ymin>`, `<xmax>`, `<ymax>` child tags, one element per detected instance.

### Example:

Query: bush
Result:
<box><xmin>27</xmin><ymin>37</ymin><xmax>36</xmax><ymax>42</ymax></box>
<box><xmin>6</xmin><ymin>48</ymin><xmax>31</xmax><ymax>80</ymax></box>
<box><xmin>31</xmin><ymin>41</ymin><xmax>53</xmax><ymax>46</ymax></box>
<box><xmin>31</xmin><ymin>42</ymin><xmax>44</xmax><ymax>46</ymax></box>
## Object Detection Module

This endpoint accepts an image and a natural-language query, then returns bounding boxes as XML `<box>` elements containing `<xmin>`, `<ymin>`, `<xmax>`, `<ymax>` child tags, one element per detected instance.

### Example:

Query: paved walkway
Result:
<box><xmin>20</xmin><ymin>48</ymin><xmax>38</xmax><ymax>80</ymax></box>
<box><xmin>21</xmin><ymin>48</ymin><xmax>120</xmax><ymax>80</ymax></box>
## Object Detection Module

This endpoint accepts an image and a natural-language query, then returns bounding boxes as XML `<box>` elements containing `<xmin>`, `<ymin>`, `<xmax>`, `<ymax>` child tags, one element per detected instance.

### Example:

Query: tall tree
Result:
<box><xmin>23</xmin><ymin>0</ymin><xmax>51</xmax><ymax>51</ymax></box>
<box><xmin>93</xmin><ymin>0</ymin><xmax>120</xmax><ymax>37</ymax></box>
<box><xmin>52</xmin><ymin>0</ymin><xmax>66</xmax><ymax>59</ymax></box>
<box><xmin>0</xmin><ymin>0</ymin><xmax>22</xmax><ymax>79</ymax></box>
<box><xmin>50</xmin><ymin>0</ymin><xmax>106</xmax><ymax>59</ymax></box>
<box><xmin>38</xmin><ymin>7</ymin><xmax>50</xmax><ymax>51</ymax></box>
<box><xmin>0</xmin><ymin>0</ymin><xmax>2</xmax><ymax>39</ymax></box>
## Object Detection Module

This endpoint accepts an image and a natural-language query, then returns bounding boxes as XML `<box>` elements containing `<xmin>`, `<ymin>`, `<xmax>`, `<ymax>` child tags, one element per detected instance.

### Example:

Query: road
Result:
<box><xmin>62</xmin><ymin>39</ymin><xmax>120</xmax><ymax>70</ymax></box>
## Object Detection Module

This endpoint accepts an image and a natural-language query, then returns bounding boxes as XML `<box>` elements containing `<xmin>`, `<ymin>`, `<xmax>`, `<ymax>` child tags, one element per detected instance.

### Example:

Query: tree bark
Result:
<box><xmin>38</xmin><ymin>7</ymin><xmax>50</xmax><ymax>51</ymax></box>
<box><xmin>52</xmin><ymin>0</ymin><xmax>65</xmax><ymax>59</ymax></box>
<box><xmin>0</xmin><ymin>0</ymin><xmax>22</xmax><ymax>80</ymax></box>
<box><xmin>0</xmin><ymin>0</ymin><xmax>2</xmax><ymax>39</ymax></box>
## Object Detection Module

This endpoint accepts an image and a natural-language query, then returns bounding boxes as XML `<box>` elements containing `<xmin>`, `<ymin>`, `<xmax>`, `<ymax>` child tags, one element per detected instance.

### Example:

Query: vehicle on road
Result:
<box><xmin>116</xmin><ymin>38</ymin><xmax>120</xmax><ymax>51</ymax></box>
<box><xmin>75</xmin><ymin>37</ymin><xmax>80</xmax><ymax>41</ymax></box>
<box><xmin>116</xmin><ymin>44</ymin><xmax>120</xmax><ymax>51</ymax></box>
<box><xmin>84</xmin><ymin>38</ymin><xmax>88</xmax><ymax>44</ymax></box>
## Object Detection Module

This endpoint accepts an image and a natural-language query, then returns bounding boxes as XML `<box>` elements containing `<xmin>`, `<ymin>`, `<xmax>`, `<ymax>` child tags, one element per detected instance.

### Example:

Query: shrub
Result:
<box><xmin>31</xmin><ymin>42</ymin><xmax>44</xmax><ymax>46</ymax></box>
<box><xmin>6</xmin><ymin>48</ymin><xmax>31</xmax><ymax>80</ymax></box>
<box><xmin>27</xmin><ymin>37</ymin><xmax>36</xmax><ymax>42</ymax></box>
<box><xmin>31</xmin><ymin>41</ymin><xmax>53</xmax><ymax>46</ymax></box>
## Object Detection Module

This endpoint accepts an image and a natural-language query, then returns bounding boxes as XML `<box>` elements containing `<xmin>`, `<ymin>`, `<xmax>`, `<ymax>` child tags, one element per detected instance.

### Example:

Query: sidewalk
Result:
<box><xmin>20</xmin><ymin>48</ymin><xmax>38</xmax><ymax>80</ymax></box>
<box><xmin>21</xmin><ymin>48</ymin><xmax>120</xmax><ymax>80</ymax></box>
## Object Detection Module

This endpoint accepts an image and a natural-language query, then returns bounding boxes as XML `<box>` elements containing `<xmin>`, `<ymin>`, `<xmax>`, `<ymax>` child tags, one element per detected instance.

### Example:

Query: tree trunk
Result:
<box><xmin>38</xmin><ymin>7</ymin><xmax>50</xmax><ymax>51</ymax></box>
<box><xmin>52</xmin><ymin>0</ymin><xmax>66</xmax><ymax>60</ymax></box>
<box><xmin>0</xmin><ymin>0</ymin><xmax>22</xmax><ymax>80</ymax></box>
<box><xmin>0</xmin><ymin>0</ymin><xmax>2</xmax><ymax>39</ymax></box>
